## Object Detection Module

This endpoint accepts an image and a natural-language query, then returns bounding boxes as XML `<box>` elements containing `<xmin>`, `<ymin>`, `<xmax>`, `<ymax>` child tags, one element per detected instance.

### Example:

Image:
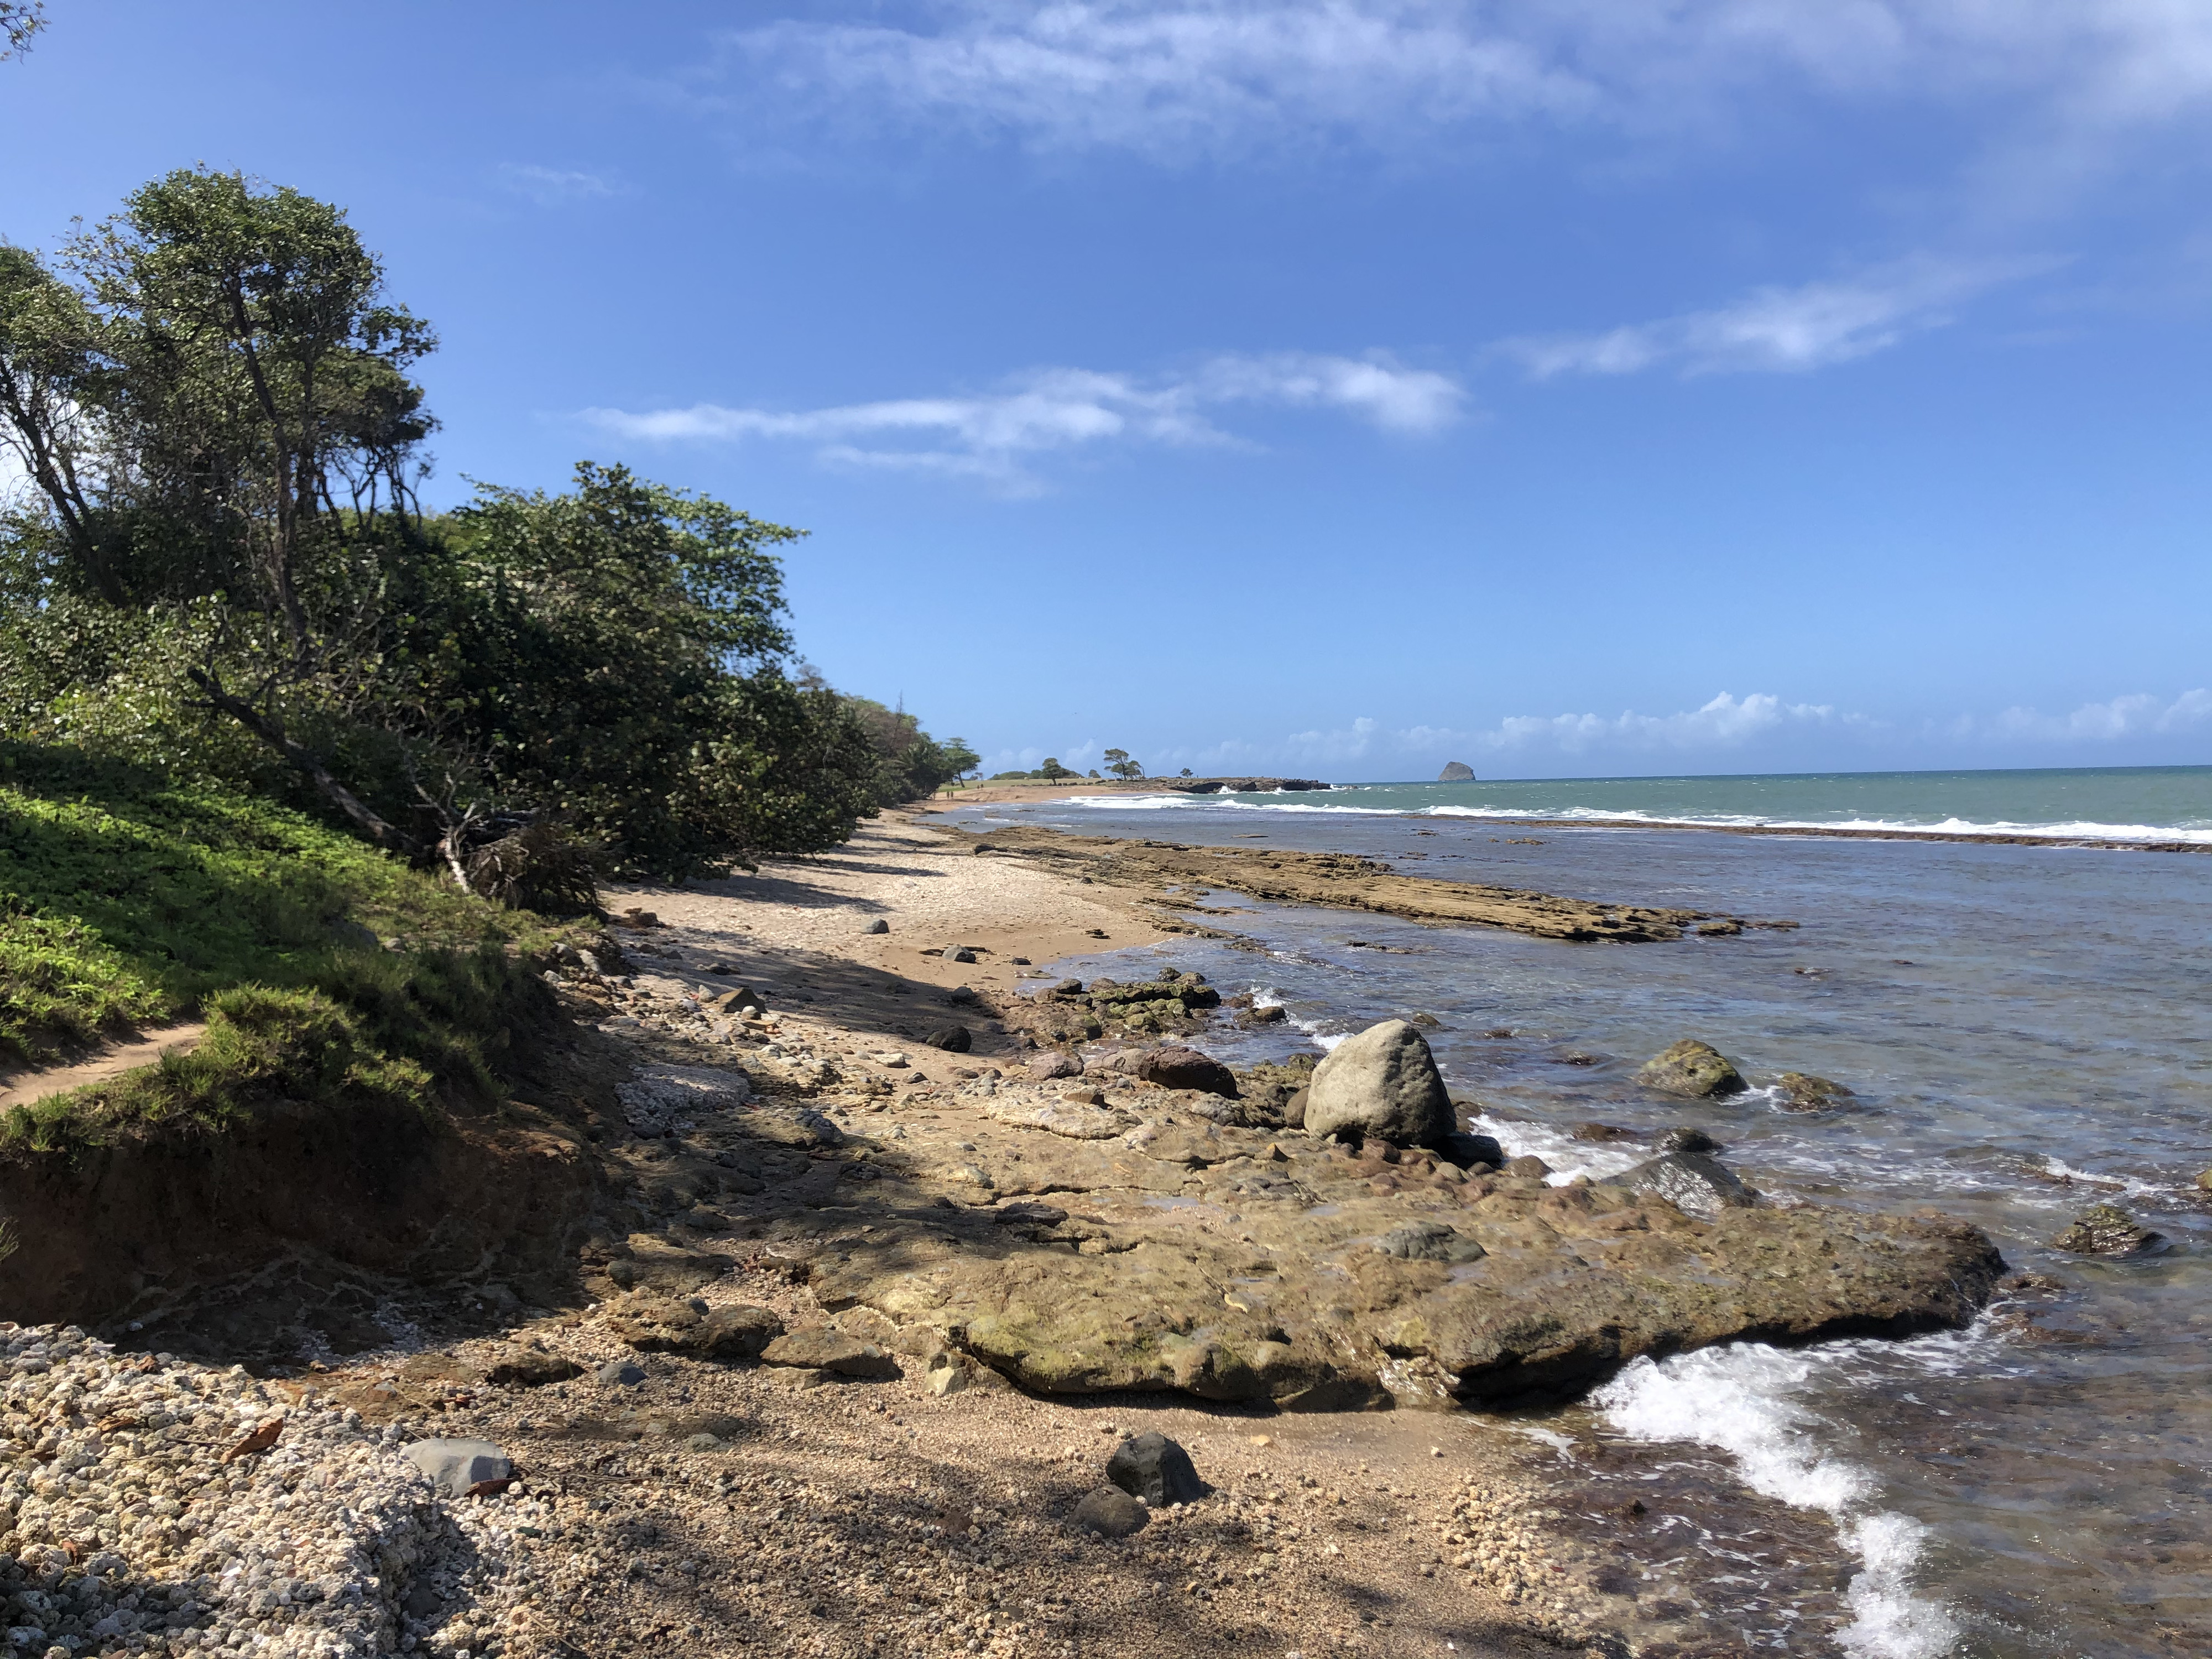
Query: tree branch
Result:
<box><xmin>185</xmin><ymin>666</ymin><xmax>411</xmax><ymax>852</ymax></box>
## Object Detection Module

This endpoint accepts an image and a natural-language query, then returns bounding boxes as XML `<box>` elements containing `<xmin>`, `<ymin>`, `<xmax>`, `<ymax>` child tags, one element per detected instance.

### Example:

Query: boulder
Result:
<box><xmin>1637</xmin><ymin>1040</ymin><xmax>1746</xmax><ymax>1098</ymax></box>
<box><xmin>1303</xmin><ymin>1020</ymin><xmax>1453</xmax><ymax>1149</ymax></box>
<box><xmin>926</xmin><ymin>1025</ymin><xmax>973</xmax><ymax>1053</ymax></box>
<box><xmin>693</xmin><ymin>1305</ymin><xmax>786</xmax><ymax>1360</ymax></box>
<box><xmin>1661</xmin><ymin>1127</ymin><xmax>1720</xmax><ymax>1154</ymax></box>
<box><xmin>482</xmin><ymin>1345</ymin><xmax>582</xmax><ymax>1387</ymax></box>
<box><xmin>403</xmin><ymin>1439</ymin><xmax>512</xmax><ymax>1499</ymax></box>
<box><xmin>1438</xmin><ymin>1130</ymin><xmax>1504</xmax><ymax>1169</ymax></box>
<box><xmin>1281</xmin><ymin>1086</ymin><xmax>1309</xmax><ymax>1128</ymax></box>
<box><xmin>2052</xmin><ymin>1204</ymin><xmax>2167</xmax><ymax>1257</ymax></box>
<box><xmin>1107</xmin><ymin>1431</ymin><xmax>1207</xmax><ymax>1507</ymax></box>
<box><xmin>1135</xmin><ymin>1046</ymin><xmax>1238</xmax><ymax>1098</ymax></box>
<box><xmin>1071</xmin><ymin>1485</ymin><xmax>1150</xmax><ymax>1538</ymax></box>
<box><xmin>1502</xmin><ymin>1155</ymin><xmax>1551</xmax><ymax>1181</ymax></box>
<box><xmin>945</xmin><ymin>945</ymin><xmax>978</xmax><ymax>964</ymax></box>
<box><xmin>1777</xmin><ymin>1072</ymin><xmax>1854</xmax><ymax>1111</ymax></box>
<box><xmin>1622</xmin><ymin>1150</ymin><xmax>1756</xmax><ymax>1219</ymax></box>
<box><xmin>594</xmin><ymin>1359</ymin><xmax>646</xmax><ymax>1387</ymax></box>
<box><xmin>1438</xmin><ymin>762</ymin><xmax>1476</xmax><ymax>782</ymax></box>
<box><xmin>761</xmin><ymin>1328</ymin><xmax>901</xmax><ymax>1379</ymax></box>
<box><xmin>863</xmin><ymin>918</ymin><xmax>890</xmax><ymax>935</ymax></box>
<box><xmin>1027</xmin><ymin>1052</ymin><xmax>1084</xmax><ymax>1081</ymax></box>
<box><xmin>1375</xmin><ymin>1221</ymin><xmax>1485</xmax><ymax>1263</ymax></box>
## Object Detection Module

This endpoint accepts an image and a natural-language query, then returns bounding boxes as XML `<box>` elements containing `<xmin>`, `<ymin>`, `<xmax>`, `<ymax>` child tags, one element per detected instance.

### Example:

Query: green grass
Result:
<box><xmin>0</xmin><ymin>741</ymin><xmax>586</xmax><ymax>1150</ymax></box>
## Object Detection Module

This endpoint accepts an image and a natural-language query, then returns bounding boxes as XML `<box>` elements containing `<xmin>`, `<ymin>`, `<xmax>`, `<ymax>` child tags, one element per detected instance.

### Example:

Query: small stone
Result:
<box><xmin>1107</xmin><ymin>1431</ymin><xmax>1207</xmax><ymax>1507</ymax></box>
<box><xmin>945</xmin><ymin>944</ymin><xmax>978</xmax><ymax>963</ymax></box>
<box><xmin>403</xmin><ymin>1438</ymin><xmax>513</xmax><ymax>1499</ymax></box>
<box><xmin>926</xmin><ymin>1024</ymin><xmax>973</xmax><ymax>1052</ymax></box>
<box><xmin>871</xmin><ymin>1051</ymin><xmax>911</xmax><ymax>1068</ymax></box>
<box><xmin>1375</xmin><ymin>1221</ymin><xmax>1486</xmax><ymax>1262</ymax></box>
<box><xmin>596</xmin><ymin>1359</ymin><xmax>647</xmax><ymax>1387</ymax></box>
<box><xmin>684</xmin><ymin>1433</ymin><xmax>726</xmax><ymax>1452</ymax></box>
<box><xmin>1071</xmin><ymin>1485</ymin><xmax>1150</xmax><ymax>1538</ymax></box>
<box><xmin>993</xmin><ymin>1201</ymin><xmax>1068</xmax><ymax>1227</ymax></box>
<box><xmin>863</xmin><ymin>918</ymin><xmax>890</xmax><ymax>935</ymax></box>
<box><xmin>761</xmin><ymin>1329</ymin><xmax>901</xmax><ymax>1379</ymax></box>
<box><xmin>483</xmin><ymin>1345</ymin><xmax>583</xmax><ymax>1387</ymax></box>
<box><xmin>1503</xmin><ymin>1155</ymin><xmax>1551</xmax><ymax>1180</ymax></box>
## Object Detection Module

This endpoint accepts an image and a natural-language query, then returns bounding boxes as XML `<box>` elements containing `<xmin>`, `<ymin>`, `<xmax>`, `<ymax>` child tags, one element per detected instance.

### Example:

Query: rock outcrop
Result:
<box><xmin>1636</xmin><ymin>1040</ymin><xmax>1746</xmax><ymax>1098</ymax></box>
<box><xmin>1303</xmin><ymin>1020</ymin><xmax>1454</xmax><ymax>1149</ymax></box>
<box><xmin>2052</xmin><ymin>1204</ymin><xmax>2166</xmax><ymax>1257</ymax></box>
<box><xmin>1438</xmin><ymin>762</ymin><xmax>1476</xmax><ymax>781</ymax></box>
<box><xmin>1777</xmin><ymin>1072</ymin><xmax>1854</xmax><ymax>1110</ymax></box>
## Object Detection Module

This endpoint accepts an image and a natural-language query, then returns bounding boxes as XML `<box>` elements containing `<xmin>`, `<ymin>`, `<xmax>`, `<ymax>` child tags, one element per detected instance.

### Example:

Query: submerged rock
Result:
<box><xmin>1637</xmin><ymin>1040</ymin><xmax>1747</xmax><ymax>1099</ymax></box>
<box><xmin>1777</xmin><ymin>1071</ymin><xmax>1855</xmax><ymax>1111</ymax></box>
<box><xmin>1621</xmin><ymin>1150</ymin><xmax>1757</xmax><ymax>1219</ymax></box>
<box><xmin>1107</xmin><ymin>1432</ymin><xmax>1207</xmax><ymax>1507</ymax></box>
<box><xmin>2052</xmin><ymin>1204</ymin><xmax>2167</xmax><ymax>1258</ymax></box>
<box><xmin>1304</xmin><ymin>1019</ymin><xmax>1454</xmax><ymax>1148</ymax></box>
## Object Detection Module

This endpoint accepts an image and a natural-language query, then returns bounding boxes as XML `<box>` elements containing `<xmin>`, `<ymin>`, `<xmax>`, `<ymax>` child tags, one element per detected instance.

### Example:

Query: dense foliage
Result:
<box><xmin>0</xmin><ymin>168</ymin><xmax>968</xmax><ymax>888</ymax></box>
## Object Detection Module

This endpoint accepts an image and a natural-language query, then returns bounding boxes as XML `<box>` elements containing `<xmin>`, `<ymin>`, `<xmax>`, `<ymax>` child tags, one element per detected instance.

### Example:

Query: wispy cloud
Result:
<box><xmin>581</xmin><ymin>353</ymin><xmax>1464</xmax><ymax>489</ymax></box>
<box><xmin>495</xmin><ymin>164</ymin><xmax>617</xmax><ymax>206</ymax></box>
<box><xmin>1498</xmin><ymin>257</ymin><xmax>2046</xmax><ymax>378</ymax></box>
<box><xmin>709</xmin><ymin>2</ymin><xmax>2212</xmax><ymax>170</ymax></box>
<box><xmin>1289</xmin><ymin>693</ymin><xmax>1845</xmax><ymax>762</ymax></box>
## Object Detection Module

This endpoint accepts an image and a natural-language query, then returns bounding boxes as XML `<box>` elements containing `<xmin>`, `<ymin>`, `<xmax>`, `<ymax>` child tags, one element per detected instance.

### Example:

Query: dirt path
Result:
<box><xmin>0</xmin><ymin>1020</ymin><xmax>208</xmax><ymax>1113</ymax></box>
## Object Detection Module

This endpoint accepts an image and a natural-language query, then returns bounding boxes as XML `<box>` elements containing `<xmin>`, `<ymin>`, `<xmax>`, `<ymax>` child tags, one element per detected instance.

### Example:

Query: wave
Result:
<box><xmin>1593</xmin><ymin>1344</ymin><xmax>1963</xmax><ymax>1658</ymax></box>
<box><xmin>1058</xmin><ymin>793</ymin><xmax>2211</xmax><ymax>841</ymax></box>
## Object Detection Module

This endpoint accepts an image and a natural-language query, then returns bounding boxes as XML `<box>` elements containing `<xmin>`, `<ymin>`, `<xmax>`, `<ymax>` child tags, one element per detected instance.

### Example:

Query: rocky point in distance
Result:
<box><xmin>1438</xmin><ymin>761</ymin><xmax>1477</xmax><ymax>780</ymax></box>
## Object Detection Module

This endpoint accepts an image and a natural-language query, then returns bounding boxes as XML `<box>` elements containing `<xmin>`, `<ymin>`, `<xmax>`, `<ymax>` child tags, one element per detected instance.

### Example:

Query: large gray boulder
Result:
<box><xmin>1303</xmin><ymin>1020</ymin><xmax>1454</xmax><ymax>1149</ymax></box>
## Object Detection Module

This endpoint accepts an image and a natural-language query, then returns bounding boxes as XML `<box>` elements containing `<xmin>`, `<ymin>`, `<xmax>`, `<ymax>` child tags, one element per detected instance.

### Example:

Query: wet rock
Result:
<box><xmin>596</xmin><ymin>1359</ymin><xmax>647</xmax><ymax>1387</ymax></box>
<box><xmin>1375</xmin><ymin>1221</ymin><xmax>1486</xmax><ymax>1263</ymax></box>
<box><xmin>1072</xmin><ymin>1485</ymin><xmax>1151</xmax><ymax>1537</ymax></box>
<box><xmin>1107</xmin><ymin>1431</ymin><xmax>1207</xmax><ymax>1507</ymax></box>
<box><xmin>993</xmin><ymin>1201</ymin><xmax>1069</xmax><ymax>1227</ymax></box>
<box><xmin>1777</xmin><ymin>1072</ymin><xmax>1855</xmax><ymax>1110</ymax></box>
<box><xmin>1304</xmin><ymin>1019</ymin><xmax>1453</xmax><ymax>1149</ymax></box>
<box><xmin>1571</xmin><ymin>1122</ymin><xmax>1632</xmax><ymax>1142</ymax></box>
<box><xmin>863</xmin><ymin>917</ymin><xmax>890</xmax><ymax>935</ymax></box>
<box><xmin>2198</xmin><ymin>1168</ymin><xmax>2212</xmax><ymax>1194</ymax></box>
<box><xmin>404</xmin><ymin>1438</ymin><xmax>512</xmax><ymax>1499</ymax></box>
<box><xmin>1439</xmin><ymin>1130</ymin><xmax>1504</xmax><ymax>1169</ymax></box>
<box><xmin>2052</xmin><ymin>1204</ymin><xmax>2167</xmax><ymax>1257</ymax></box>
<box><xmin>1661</xmin><ymin>1127</ymin><xmax>1721</xmax><ymax>1154</ymax></box>
<box><xmin>1028</xmin><ymin>1052</ymin><xmax>1084</xmax><ymax>1081</ymax></box>
<box><xmin>482</xmin><ymin>1344</ymin><xmax>583</xmax><ymax>1387</ymax></box>
<box><xmin>1135</xmin><ymin>1045</ymin><xmax>1238</xmax><ymax>1097</ymax></box>
<box><xmin>926</xmin><ymin>1024</ymin><xmax>973</xmax><ymax>1053</ymax></box>
<box><xmin>1503</xmin><ymin>1155</ymin><xmax>1552</xmax><ymax>1180</ymax></box>
<box><xmin>761</xmin><ymin>1328</ymin><xmax>901</xmax><ymax>1379</ymax></box>
<box><xmin>1637</xmin><ymin>1039</ymin><xmax>1746</xmax><ymax>1098</ymax></box>
<box><xmin>1623</xmin><ymin>1151</ymin><xmax>1756</xmax><ymax>1219</ymax></box>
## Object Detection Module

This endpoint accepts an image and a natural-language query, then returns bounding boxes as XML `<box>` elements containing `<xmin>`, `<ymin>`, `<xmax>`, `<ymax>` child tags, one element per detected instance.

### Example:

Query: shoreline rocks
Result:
<box><xmin>2052</xmin><ymin>1204</ymin><xmax>2167</xmax><ymax>1257</ymax></box>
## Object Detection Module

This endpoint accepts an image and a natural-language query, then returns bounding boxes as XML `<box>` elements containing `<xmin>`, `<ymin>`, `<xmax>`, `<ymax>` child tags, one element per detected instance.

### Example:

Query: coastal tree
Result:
<box><xmin>1102</xmin><ymin>747</ymin><xmax>1144</xmax><ymax>780</ymax></box>
<box><xmin>1</xmin><ymin>2</ymin><xmax>46</xmax><ymax>59</ymax></box>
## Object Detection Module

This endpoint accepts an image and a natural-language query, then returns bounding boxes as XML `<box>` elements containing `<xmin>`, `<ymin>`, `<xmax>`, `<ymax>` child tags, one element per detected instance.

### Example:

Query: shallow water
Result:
<box><xmin>951</xmin><ymin>794</ymin><xmax>2212</xmax><ymax>1658</ymax></box>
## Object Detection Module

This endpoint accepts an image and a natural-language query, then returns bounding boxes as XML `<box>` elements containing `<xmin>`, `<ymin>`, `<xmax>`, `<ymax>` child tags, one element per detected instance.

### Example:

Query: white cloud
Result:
<box><xmin>712</xmin><ymin>2</ymin><xmax>2212</xmax><ymax>168</ymax></box>
<box><xmin>1288</xmin><ymin>693</ymin><xmax>1840</xmax><ymax>763</ymax></box>
<box><xmin>581</xmin><ymin>353</ymin><xmax>1463</xmax><ymax>489</ymax></box>
<box><xmin>1992</xmin><ymin>688</ymin><xmax>2212</xmax><ymax>742</ymax></box>
<box><xmin>1499</xmin><ymin>257</ymin><xmax>2044</xmax><ymax>377</ymax></box>
<box><xmin>496</xmin><ymin>164</ymin><xmax>617</xmax><ymax>206</ymax></box>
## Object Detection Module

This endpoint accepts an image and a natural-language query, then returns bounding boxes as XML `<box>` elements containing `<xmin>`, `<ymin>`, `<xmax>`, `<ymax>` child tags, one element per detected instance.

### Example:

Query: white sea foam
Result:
<box><xmin>1420</xmin><ymin>804</ymin><xmax>2211</xmax><ymax>843</ymax></box>
<box><xmin>1464</xmin><ymin>1112</ymin><xmax>1645</xmax><ymax>1185</ymax></box>
<box><xmin>1594</xmin><ymin>1346</ymin><xmax>1961</xmax><ymax>1658</ymax></box>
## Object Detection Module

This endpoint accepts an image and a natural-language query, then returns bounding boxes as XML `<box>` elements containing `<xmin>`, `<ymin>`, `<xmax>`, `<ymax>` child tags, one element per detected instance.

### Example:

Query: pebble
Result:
<box><xmin>0</xmin><ymin>1323</ymin><xmax>546</xmax><ymax>1659</ymax></box>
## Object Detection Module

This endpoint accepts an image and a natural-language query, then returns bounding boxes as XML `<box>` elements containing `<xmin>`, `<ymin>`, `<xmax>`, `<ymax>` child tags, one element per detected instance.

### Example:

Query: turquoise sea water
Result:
<box><xmin>1077</xmin><ymin>765</ymin><xmax>2212</xmax><ymax>843</ymax></box>
<box><xmin>950</xmin><ymin>766</ymin><xmax>2212</xmax><ymax>1659</ymax></box>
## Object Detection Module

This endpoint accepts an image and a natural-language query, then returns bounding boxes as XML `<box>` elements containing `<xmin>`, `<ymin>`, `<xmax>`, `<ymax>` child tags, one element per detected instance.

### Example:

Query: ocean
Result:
<box><xmin>946</xmin><ymin>766</ymin><xmax>2212</xmax><ymax>1659</ymax></box>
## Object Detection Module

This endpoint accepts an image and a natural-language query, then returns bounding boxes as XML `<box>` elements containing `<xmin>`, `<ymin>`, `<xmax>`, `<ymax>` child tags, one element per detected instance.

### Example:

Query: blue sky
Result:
<box><xmin>3</xmin><ymin>2</ymin><xmax>2208</xmax><ymax>781</ymax></box>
